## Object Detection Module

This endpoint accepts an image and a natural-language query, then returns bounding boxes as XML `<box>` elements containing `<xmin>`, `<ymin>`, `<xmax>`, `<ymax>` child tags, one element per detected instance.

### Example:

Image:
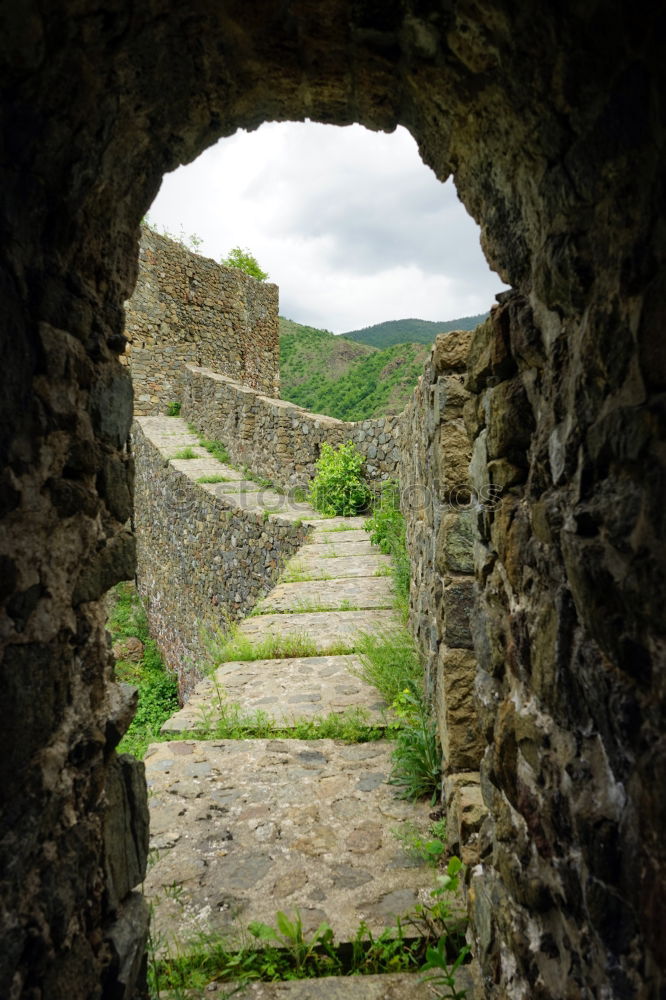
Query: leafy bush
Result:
<box><xmin>166</xmin><ymin>401</ymin><xmax>181</xmax><ymax>416</ymax></box>
<box><xmin>221</xmin><ymin>246</ymin><xmax>269</xmax><ymax>281</ymax></box>
<box><xmin>308</xmin><ymin>441</ymin><xmax>370</xmax><ymax>516</ymax></box>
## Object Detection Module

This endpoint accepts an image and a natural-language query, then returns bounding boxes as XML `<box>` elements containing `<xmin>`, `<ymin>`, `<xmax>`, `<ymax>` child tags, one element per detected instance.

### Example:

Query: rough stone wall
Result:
<box><xmin>124</xmin><ymin>228</ymin><xmax>280</xmax><ymax>414</ymax></box>
<box><xmin>466</xmin><ymin>287</ymin><xmax>666</xmax><ymax>999</ymax></box>
<box><xmin>133</xmin><ymin>421</ymin><xmax>309</xmax><ymax>698</ymax></box>
<box><xmin>1</xmin><ymin>3</ymin><xmax>664</xmax><ymax>998</ymax></box>
<box><xmin>399</xmin><ymin>330</ymin><xmax>485</xmax><ymax>864</ymax></box>
<box><xmin>182</xmin><ymin>365</ymin><xmax>401</xmax><ymax>489</ymax></box>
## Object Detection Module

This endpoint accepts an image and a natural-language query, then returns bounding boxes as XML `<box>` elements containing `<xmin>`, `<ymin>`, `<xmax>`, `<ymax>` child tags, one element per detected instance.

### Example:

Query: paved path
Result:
<box><xmin>141</xmin><ymin>419</ymin><xmax>476</xmax><ymax>995</ymax></box>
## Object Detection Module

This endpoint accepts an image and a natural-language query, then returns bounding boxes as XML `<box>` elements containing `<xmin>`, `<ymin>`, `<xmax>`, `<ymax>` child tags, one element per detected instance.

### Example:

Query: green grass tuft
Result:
<box><xmin>196</xmin><ymin>474</ymin><xmax>232</xmax><ymax>484</ymax></box>
<box><xmin>198</xmin><ymin>437</ymin><xmax>231</xmax><ymax>464</ymax></box>
<box><xmin>171</xmin><ymin>446</ymin><xmax>198</xmax><ymax>459</ymax></box>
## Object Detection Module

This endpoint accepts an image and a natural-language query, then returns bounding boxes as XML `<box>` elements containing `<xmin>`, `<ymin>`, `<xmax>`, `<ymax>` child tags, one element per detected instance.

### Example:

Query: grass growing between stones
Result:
<box><xmin>206</xmin><ymin>627</ymin><xmax>356</xmax><ymax>668</ymax></box>
<box><xmin>170</xmin><ymin>446</ymin><xmax>198</xmax><ymax>459</ymax></box>
<box><xmin>196</xmin><ymin>474</ymin><xmax>232</xmax><ymax>484</ymax></box>
<box><xmin>108</xmin><ymin>583</ymin><xmax>179</xmax><ymax>758</ymax></box>
<box><xmin>191</xmin><ymin>699</ymin><xmax>384</xmax><ymax>743</ymax></box>
<box><xmin>280</xmin><ymin>565</ymin><xmax>332</xmax><ymax>583</ymax></box>
<box><xmin>148</xmin><ymin>869</ymin><xmax>468</xmax><ymax>995</ymax></box>
<box><xmin>365</xmin><ymin>481</ymin><xmax>410</xmax><ymax>620</ymax></box>
<box><xmin>354</xmin><ymin>628</ymin><xmax>441</xmax><ymax>802</ymax></box>
<box><xmin>197</xmin><ymin>435</ymin><xmax>231</xmax><ymax>465</ymax></box>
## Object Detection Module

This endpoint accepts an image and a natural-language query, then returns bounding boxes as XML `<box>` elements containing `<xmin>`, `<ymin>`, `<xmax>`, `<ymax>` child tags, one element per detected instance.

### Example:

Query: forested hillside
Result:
<box><xmin>342</xmin><ymin>313</ymin><xmax>486</xmax><ymax>348</ymax></box>
<box><xmin>279</xmin><ymin>317</ymin><xmax>429</xmax><ymax>422</ymax></box>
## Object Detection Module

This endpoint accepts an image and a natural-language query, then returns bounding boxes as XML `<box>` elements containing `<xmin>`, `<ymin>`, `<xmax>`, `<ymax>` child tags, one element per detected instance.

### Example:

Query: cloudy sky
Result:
<box><xmin>148</xmin><ymin>122</ymin><xmax>507</xmax><ymax>334</ymax></box>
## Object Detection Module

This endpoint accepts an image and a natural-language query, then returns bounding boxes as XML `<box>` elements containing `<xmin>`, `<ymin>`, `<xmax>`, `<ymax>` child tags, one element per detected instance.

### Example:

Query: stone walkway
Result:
<box><xmin>141</xmin><ymin>422</ymin><xmax>476</xmax><ymax>996</ymax></box>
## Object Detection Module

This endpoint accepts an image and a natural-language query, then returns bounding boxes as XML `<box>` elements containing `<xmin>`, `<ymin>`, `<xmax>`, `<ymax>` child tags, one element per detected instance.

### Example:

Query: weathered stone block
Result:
<box><xmin>436</xmin><ymin>509</ymin><xmax>475</xmax><ymax>574</ymax></box>
<box><xmin>432</xmin><ymin>329</ymin><xmax>474</xmax><ymax>373</ymax></box>
<box><xmin>443</xmin><ymin>580</ymin><xmax>474</xmax><ymax>648</ymax></box>
<box><xmin>103</xmin><ymin>754</ymin><xmax>150</xmax><ymax>913</ymax></box>
<box><xmin>436</xmin><ymin>647</ymin><xmax>484</xmax><ymax>771</ymax></box>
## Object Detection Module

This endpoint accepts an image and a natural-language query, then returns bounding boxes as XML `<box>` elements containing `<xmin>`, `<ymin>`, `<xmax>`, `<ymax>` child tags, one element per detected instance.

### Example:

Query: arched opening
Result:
<box><xmin>0</xmin><ymin>4</ymin><xmax>663</xmax><ymax>998</ymax></box>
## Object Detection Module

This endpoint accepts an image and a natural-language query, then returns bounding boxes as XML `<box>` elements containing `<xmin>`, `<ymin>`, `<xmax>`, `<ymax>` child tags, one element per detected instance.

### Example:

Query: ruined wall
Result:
<box><xmin>133</xmin><ymin>421</ymin><xmax>309</xmax><ymax>698</ymax></box>
<box><xmin>124</xmin><ymin>228</ymin><xmax>280</xmax><ymax>414</ymax></box>
<box><xmin>182</xmin><ymin>365</ymin><xmax>401</xmax><ymax>489</ymax></box>
<box><xmin>399</xmin><ymin>329</ymin><xmax>485</xmax><ymax>864</ymax></box>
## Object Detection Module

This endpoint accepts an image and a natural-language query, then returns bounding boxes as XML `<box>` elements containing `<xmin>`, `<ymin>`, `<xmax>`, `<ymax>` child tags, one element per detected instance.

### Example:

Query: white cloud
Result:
<box><xmin>148</xmin><ymin>122</ymin><xmax>507</xmax><ymax>333</ymax></box>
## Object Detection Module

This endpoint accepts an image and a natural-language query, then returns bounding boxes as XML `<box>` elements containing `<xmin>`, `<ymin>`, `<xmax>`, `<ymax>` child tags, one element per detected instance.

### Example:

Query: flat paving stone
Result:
<box><xmin>282</xmin><ymin>554</ymin><xmax>391</xmax><ymax>581</ymax></box>
<box><xmin>162</xmin><ymin>655</ymin><xmax>392</xmax><ymax>732</ymax></box>
<box><xmin>238</xmin><ymin>610</ymin><xmax>399</xmax><ymax>649</ymax></box>
<box><xmin>170</xmin><ymin>973</ymin><xmax>435</xmax><ymax>999</ymax></box>
<box><xmin>305</xmin><ymin>517</ymin><xmax>368</xmax><ymax>531</ymax></box>
<box><xmin>163</xmin><ymin>966</ymin><xmax>483</xmax><ymax>999</ymax></box>
<box><xmin>255</xmin><ymin>577</ymin><xmax>394</xmax><ymax>613</ymax></box>
<box><xmin>144</xmin><ymin>739</ymin><xmax>432</xmax><ymax>951</ymax></box>
<box><xmin>308</xmin><ymin>529</ymin><xmax>369</xmax><ymax>545</ymax></box>
<box><xmin>294</xmin><ymin>540</ymin><xmax>374</xmax><ymax>558</ymax></box>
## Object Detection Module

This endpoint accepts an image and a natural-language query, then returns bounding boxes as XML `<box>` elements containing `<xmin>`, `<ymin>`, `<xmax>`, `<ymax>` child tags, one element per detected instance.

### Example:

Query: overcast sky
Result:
<box><xmin>148</xmin><ymin>122</ymin><xmax>507</xmax><ymax>334</ymax></box>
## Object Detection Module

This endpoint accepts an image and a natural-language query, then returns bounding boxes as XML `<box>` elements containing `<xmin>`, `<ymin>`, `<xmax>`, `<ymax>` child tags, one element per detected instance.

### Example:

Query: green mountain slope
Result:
<box><xmin>279</xmin><ymin>317</ymin><xmax>430</xmax><ymax>422</ymax></box>
<box><xmin>341</xmin><ymin>314</ymin><xmax>487</xmax><ymax>348</ymax></box>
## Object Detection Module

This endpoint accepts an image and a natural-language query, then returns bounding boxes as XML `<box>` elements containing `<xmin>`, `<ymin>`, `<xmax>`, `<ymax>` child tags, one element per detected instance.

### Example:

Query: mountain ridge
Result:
<box><xmin>340</xmin><ymin>313</ymin><xmax>487</xmax><ymax>348</ymax></box>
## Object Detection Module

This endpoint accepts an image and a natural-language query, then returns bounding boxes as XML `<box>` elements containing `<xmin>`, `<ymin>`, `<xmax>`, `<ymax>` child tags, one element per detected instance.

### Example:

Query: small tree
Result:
<box><xmin>221</xmin><ymin>246</ymin><xmax>269</xmax><ymax>281</ymax></box>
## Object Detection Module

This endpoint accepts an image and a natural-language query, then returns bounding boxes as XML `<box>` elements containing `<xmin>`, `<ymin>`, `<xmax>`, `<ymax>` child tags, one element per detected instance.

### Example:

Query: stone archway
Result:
<box><xmin>0</xmin><ymin>3</ymin><xmax>663</xmax><ymax>997</ymax></box>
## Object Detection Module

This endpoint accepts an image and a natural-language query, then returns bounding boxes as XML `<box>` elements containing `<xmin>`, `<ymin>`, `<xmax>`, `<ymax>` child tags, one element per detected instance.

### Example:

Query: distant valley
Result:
<box><xmin>279</xmin><ymin>312</ymin><xmax>485</xmax><ymax>422</ymax></box>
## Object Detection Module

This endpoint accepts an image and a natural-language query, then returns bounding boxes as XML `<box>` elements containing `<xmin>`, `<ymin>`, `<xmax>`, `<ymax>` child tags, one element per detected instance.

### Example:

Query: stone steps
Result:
<box><xmin>162</xmin><ymin>654</ymin><xmax>390</xmax><ymax>733</ymax></box>
<box><xmin>175</xmin><ymin>968</ymin><xmax>481</xmax><ymax>999</ymax></box>
<box><xmin>254</xmin><ymin>576</ymin><xmax>394</xmax><ymax>613</ymax></box>
<box><xmin>237</xmin><ymin>609</ymin><xmax>397</xmax><ymax>649</ymax></box>
<box><xmin>144</xmin><ymin>739</ymin><xmax>431</xmax><ymax>950</ymax></box>
<box><xmin>281</xmin><ymin>553</ymin><xmax>392</xmax><ymax>580</ymax></box>
<box><xmin>144</xmin><ymin>508</ymin><xmax>478</xmax><ymax>992</ymax></box>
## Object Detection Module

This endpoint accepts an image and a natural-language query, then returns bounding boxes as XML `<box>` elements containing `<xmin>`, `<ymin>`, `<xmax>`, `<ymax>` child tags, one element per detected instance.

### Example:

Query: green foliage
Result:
<box><xmin>196</xmin><ymin>692</ymin><xmax>381</xmax><ymax>742</ymax></box>
<box><xmin>343</xmin><ymin>314</ymin><xmax>487</xmax><ymax>348</ymax></box>
<box><xmin>221</xmin><ymin>246</ymin><xmax>269</xmax><ymax>281</ymax></box>
<box><xmin>280</xmin><ymin>319</ymin><xmax>430</xmax><ymax>422</ymax></box>
<box><xmin>171</xmin><ymin>446</ymin><xmax>197</xmax><ymax>459</ymax></box>
<box><xmin>390</xmin><ymin>687</ymin><xmax>441</xmax><ymax>803</ymax></box>
<box><xmin>108</xmin><ymin>584</ymin><xmax>179</xmax><ymax>758</ymax></box>
<box><xmin>197</xmin><ymin>437</ymin><xmax>231</xmax><ymax>464</ymax></box>
<box><xmin>308</xmin><ymin>441</ymin><xmax>370</xmax><ymax>516</ymax></box>
<box><xmin>354</xmin><ymin>627</ymin><xmax>422</xmax><ymax>706</ymax></box>
<box><xmin>196</xmin><ymin>474</ymin><xmax>231</xmax><ymax>484</ymax></box>
<box><xmin>366</xmin><ymin>481</ymin><xmax>410</xmax><ymax>616</ymax></box>
<box><xmin>166</xmin><ymin>401</ymin><xmax>181</xmax><ymax>416</ymax></box>
<box><xmin>420</xmin><ymin>938</ymin><xmax>470</xmax><ymax>1000</ymax></box>
<box><xmin>394</xmin><ymin>819</ymin><xmax>447</xmax><ymax>867</ymax></box>
<box><xmin>149</xmin><ymin>872</ymin><xmax>469</xmax><ymax>993</ymax></box>
<box><xmin>206</xmin><ymin>626</ymin><xmax>355</xmax><ymax>668</ymax></box>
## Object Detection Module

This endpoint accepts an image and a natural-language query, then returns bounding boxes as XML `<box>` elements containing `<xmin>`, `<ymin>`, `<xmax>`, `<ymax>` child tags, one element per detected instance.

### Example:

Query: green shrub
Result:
<box><xmin>308</xmin><ymin>441</ymin><xmax>370</xmax><ymax>516</ymax></box>
<box><xmin>166</xmin><ymin>401</ymin><xmax>181</xmax><ymax>416</ymax></box>
<box><xmin>221</xmin><ymin>246</ymin><xmax>269</xmax><ymax>281</ymax></box>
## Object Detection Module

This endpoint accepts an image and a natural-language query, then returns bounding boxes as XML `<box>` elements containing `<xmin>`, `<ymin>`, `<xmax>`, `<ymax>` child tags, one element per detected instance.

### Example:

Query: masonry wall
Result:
<box><xmin>182</xmin><ymin>365</ymin><xmax>401</xmax><ymax>490</ymax></box>
<box><xmin>132</xmin><ymin>421</ymin><xmax>309</xmax><ymax>698</ymax></box>
<box><xmin>399</xmin><ymin>329</ymin><xmax>485</xmax><ymax>865</ymax></box>
<box><xmin>124</xmin><ymin>228</ymin><xmax>280</xmax><ymax>415</ymax></box>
